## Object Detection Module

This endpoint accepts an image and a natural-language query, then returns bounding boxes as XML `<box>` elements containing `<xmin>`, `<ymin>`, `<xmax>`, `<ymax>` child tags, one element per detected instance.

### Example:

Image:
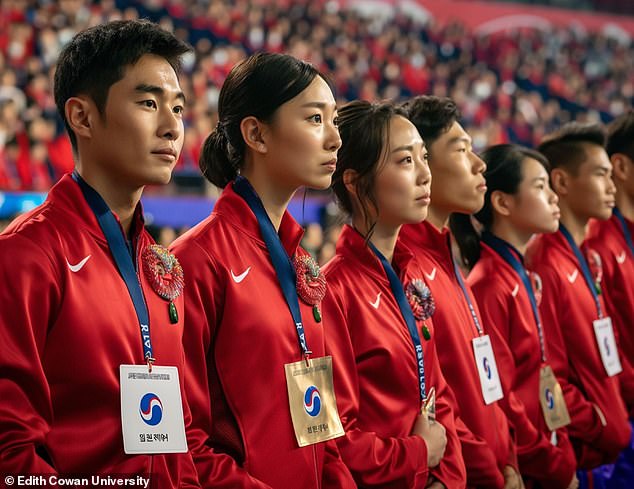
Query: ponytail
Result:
<box><xmin>450</xmin><ymin>213</ymin><xmax>481</xmax><ymax>271</ymax></box>
<box><xmin>199</xmin><ymin>127</ymin><xmax>239</xmax><ymax>189</ymax></box>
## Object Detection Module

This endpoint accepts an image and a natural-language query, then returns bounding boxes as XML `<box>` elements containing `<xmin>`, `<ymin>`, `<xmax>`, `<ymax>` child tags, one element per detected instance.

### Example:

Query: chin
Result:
<box><xmin>305</xmin><ymin>175</ymin><xmax>332</xmax><ymax>191</ymax></box>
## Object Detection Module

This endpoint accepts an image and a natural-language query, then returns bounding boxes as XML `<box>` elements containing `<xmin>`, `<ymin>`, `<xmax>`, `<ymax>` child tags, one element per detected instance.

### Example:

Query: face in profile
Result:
<box><xmin>503</xmin><ymin>157</ymin><xmax>560</xmax><ymax>235</ymax></box>
<box><xmin>562</xmin><ymin>144</ymin><xmax>616</xmax><ymax>221</ymax></box>
<box><xmin>428</xmin><ymin>121</ymin><xmax>487</xmax><ymax>215</ymax></box>
<box><xmin>371</xmin><ymin>115</ymin><xmax>431</xmax><ymax>228</ymax></box>
<box><xmin>260</xmin><ymin>76</ymin><xmax>341</xmax><ymax>192</ymax></box>
<box><xmin>87</xmin><ymin>53</ymin><xmax>185</xmax><ymax>189</ymax></box>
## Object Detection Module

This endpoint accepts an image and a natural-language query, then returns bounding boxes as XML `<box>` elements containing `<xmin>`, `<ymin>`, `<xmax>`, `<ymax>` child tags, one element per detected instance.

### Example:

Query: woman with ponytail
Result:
<box><xmin>322</xmin><ymin>100</ymin><xmax>466</xmax><ymax>488</ymax></box>
<box><xmin>451</xmin><ymin>144</ymin><xmax>578</xmax><ymax>489</ymax></box>
<box><xmin>170</xmin><ymin>53</ymin><xmax>354</xmax><ymax>488</ymax></box>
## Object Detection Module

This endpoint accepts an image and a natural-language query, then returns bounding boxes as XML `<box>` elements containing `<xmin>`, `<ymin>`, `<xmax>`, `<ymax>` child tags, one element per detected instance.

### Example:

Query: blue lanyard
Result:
<box><xmin>368</xmin><ymin>242</ymin><xmax>426</xmax><ymax>402</ymax></box>
<box><xmin>233</xmin><ymin>176</ymin><xmax>311</xmax><ymax>358</ymax></box>
<box><xmin>449</xmin><ymin>235</ymin><xmax>484</xmax><ymax>335</ymax></box>
<box><xmin>559</xmin><ymin>224</ymin><xmax>603</xmax><ymax>318</ymax></box>
<box><xmin>614</xmin><ymin>207</ymin><xmax>634</xmax><ymax>257</ymax></box>
<box><xmin>482</xmin><ymin>232</ymin><xmax>547</xmax><ymax>362</ymax></box>
<box><xmin>72</xmin><ymin>171</ymin><xmax>154</xmax><ymax>364</ymax></box>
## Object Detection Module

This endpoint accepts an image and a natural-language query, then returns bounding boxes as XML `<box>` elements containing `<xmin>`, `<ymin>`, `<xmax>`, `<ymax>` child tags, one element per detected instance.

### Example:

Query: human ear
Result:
<box><xmin>65</xmin><ymin>96</ymin><xmax>93</xmax><ymax>140</ymax></box>
<box><xmin>550</xmin><ymin>168</ymin><xmax>568</xmax><ymax>197</ymax></box>
<box><xmin>490</xmin><ymin>190</ymin><xmax>512</xmax><ymax>217</ymax></box>
<box><xmin>240</xmin><ymin>116</ymin><xmax>267</xmax><ymax>154</ymax></box>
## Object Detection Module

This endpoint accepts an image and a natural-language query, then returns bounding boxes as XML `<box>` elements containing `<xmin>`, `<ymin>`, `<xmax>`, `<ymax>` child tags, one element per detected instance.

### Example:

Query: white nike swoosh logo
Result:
<box><xmin>567</xmin><ymin>269</ymin><xmax>578</xmax><ymax>284</ymax></box>
<box><xmin>369</xmin><ymin>292</ymin><xmax>381</xmax><ymax>309</ymax></box>
<box><xmin>66</xmin><ymin>255</ymin><xmax>91</xmax><ymax>273</ymax></box>
<box><xmin>231</xmin><ymin>267</ymin><xmax>251</xmax><ymax>283</ymax></box>
<box><xmin>616</xmin><ymin>252</ymin><xmax>627</xmax><ymax>264</ymax></box>
<box><xmin>425</xmin><ymin>267</ymin><xmax>437</xmax><ymax>281</ymax></box>
<box><xmin>511</xmin><ymin>284</ymin><xmax>520</xmax><ymax>297</ymax></box>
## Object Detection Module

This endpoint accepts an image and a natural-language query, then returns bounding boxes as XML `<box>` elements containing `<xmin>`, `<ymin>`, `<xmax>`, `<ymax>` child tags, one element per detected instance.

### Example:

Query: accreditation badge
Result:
<box><xmin>120</xmin><ymin>365</ymin><xmax>188</xmax><ymax>454</ymax></box>
<box><xmin>422</xmin><ymin>386</ymin><xmax>436</xmax><ymax>423</ymax></box>
<box><xmin>539</xmin><ymin>364</ymin><xmax>571</xmax><ymax>431</ymax></box>
<box><xmin>284</xmin><ymin>356</ymin><xmax>344</xmax><ymax>447</ymax></box>
<box><xmin>472</xmin><ymin>335</ymin><xmax>504</xmax><ymax>404</ymax></box>
<box><xmin>593</xmin><ymin>317</ymin><xmax>623</xmax><ymax>377</ymax></box>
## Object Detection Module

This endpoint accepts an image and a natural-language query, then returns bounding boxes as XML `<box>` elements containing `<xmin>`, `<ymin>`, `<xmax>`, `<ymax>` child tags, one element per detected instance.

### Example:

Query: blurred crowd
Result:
<box><xmin>1</xmin><ymin>0</ymin><xmax>633</xmax><ymax>248</ymax></box>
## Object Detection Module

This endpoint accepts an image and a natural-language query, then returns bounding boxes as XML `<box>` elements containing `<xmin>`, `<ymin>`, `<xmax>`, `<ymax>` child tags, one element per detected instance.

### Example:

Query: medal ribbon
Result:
<box><xmin>233</xmin><ymin>176</ymin><xmax>311</xmax><ymax>357</ymax></box>
<box><xmin>72</xmin><ymin>171</ymin><xmax>153</xmax><ymax>363</ymax></box>
<box><xmin>613</xmin><ymin>207</ymin><xmax>634</xmax><ymax>257</ymax></box>
<box><xmin>482</xmin><ymin>232</ymin><xmax>547</xmax><ymax>363</ymax></box>
<box><xmin>368</xmin><ymin>242</ymin><xmax>426</xmax><ymax>401</ymax></box>
<box><xmin>450</xmin><ymin>235</ymin><xmax>484</xmax><ymax>335</ymax></box>
<box><xmin>559</xmin><ymin>224</ymin><xmax>603</xmax><ymax>318</ymax></box>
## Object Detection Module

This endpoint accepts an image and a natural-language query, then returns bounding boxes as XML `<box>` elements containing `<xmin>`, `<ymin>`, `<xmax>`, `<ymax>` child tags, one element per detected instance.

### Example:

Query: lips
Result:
<box><xmin>152</xmin><ymin>147</ymin><xmax>178</xmax><ymax>159</ymax></box>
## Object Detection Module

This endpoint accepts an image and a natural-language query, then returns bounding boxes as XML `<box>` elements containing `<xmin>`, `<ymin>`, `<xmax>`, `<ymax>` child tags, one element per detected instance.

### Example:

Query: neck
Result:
<box><xmin>559</xmin><ymin>203</ymin><xmax>588</xmax><ymax>246</ymax></box>
<box><xmin>489</xmin><ymin>219</ymin><xmax>532</xmax><ymax>255</ymax></box>
<box><xmin>616</xmin><ymin>189</ymin><xmax>634</xmax><ymax>222</ymax></box>
<box><xmin>241</xmin><ymin>168</ymin><xmax>295</xmax><ymax>231</ymax></box>
<box><xmin>427</xmin><ymin>205</ymin><xmax>450</xmax><ymax>231</ymax></box>
<box><xmin>352</xmin><ymin>215</ymin><xmax>399</xmax><ymax>263</ymax></box>
<box><xmin>75</xmin><ymin>166</ymin><xmax>142</xmax><ymax>237</ymax></box>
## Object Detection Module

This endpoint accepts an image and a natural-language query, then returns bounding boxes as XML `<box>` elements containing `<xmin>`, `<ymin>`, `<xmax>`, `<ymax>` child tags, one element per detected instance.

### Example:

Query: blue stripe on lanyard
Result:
<box><xmin>72</xmin><ymin>171</ymin><xmax>153</xmax><ymax>362</ymax></box>
<box><xmin>482</xmin><ymin>232</ymin><xmax>546</xmax><ymax>363</ymax></box>
<box><xmin>559</xmin><ymin>224</ymin><xmax>603</xmax><ymax>318</ymax></box>
<box><xmin>368</xmin><ymin>242</ymin><xmax>426</xmax><ymax>401</ymax></box>
<box><xmin>232</xmin><ymin>176</ymin><xmax>311</xmax><ymax>357</ymax></box>
<box><xmin>450</xmin><ymin>235</ymin><xmax>483</xmax><ymax>335</ymax></box>
<box><xmin>614</xmin><ymin>207</ymin><xmax>634</xmax><ymax>257</ymax></box>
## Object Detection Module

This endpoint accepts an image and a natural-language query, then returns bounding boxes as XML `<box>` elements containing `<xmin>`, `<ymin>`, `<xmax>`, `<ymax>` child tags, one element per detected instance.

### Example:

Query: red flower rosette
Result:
<box><xmin>405</xmin><ymin>278</ymin><xmax>435</xmax><ymax>321</ymax></box>
<box><xmin>585</xmin><ymin>248</ymin><xmax>603</xmax><ymax>286</ymax></box>
<box><xmin>293</xmin><ymin>254</ymin><xmax>326</xmax><ymax>306</ymax></box>
<box><xmin>142</xmin><ymin>244</ymin><xmax>184</xmax><ymax>301</ymax></box>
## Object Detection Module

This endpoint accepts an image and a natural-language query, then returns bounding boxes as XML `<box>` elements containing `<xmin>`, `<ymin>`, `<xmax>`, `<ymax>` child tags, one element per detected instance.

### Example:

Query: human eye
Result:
<box><xmin>139</xmin><ymin>99</ymin><xmax>157</xmax><ymax>109</ymax></box>
<box><xmin>399</xmin><ymin>155</ymin><xmax>413</xmax><ymax>164</ymax></box>
<box><xmin>173</xmin><ymin>105</ymin><xmax>185</xmax><ymax>116</ymax></box>
<box><xmin>333</xmin><ymin>115</ymin><xmax>339</xmax><ymax>127</ymax></box>
<box><xmin>308</xmin><ymin>114</ymin><xmax>323</xmax><ymax>123</ymax></box>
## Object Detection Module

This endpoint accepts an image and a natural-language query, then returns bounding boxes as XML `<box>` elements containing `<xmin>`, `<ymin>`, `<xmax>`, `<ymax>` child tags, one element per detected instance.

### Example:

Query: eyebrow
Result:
<box><xmin>300</xmin><ymin>102</ymin><xmax>337</xmax><ymax>110</ymax></box>
<box><xmin>531</xmin><ymin>176</ymin><xmax>547</xmax><ymax>183</ymax></box>
<box><xmin>446</xmin><ymin>136</ymin><xmax>471</xmax><ymax>146</ymax></box>
<box><xmin>391</xmin><ymin>142</ymin><xmax>424</xmax><ymax>154</ymax></box>
<box><xmin>135</xmin><ymin>84</ymin><xmax>186</xmax><ymax>104</ymax></box>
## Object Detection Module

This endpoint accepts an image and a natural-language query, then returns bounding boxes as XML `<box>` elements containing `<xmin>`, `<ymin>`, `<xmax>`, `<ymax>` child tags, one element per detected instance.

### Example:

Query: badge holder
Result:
<box><xmin>538</xmin><ymin>364</ymin><xmax>571</xmax><ymax>431</ymax></box>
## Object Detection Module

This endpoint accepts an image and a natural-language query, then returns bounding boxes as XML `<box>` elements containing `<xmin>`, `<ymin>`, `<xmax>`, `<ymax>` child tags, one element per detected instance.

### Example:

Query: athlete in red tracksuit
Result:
<box><xmin>400</xmin><ymin>222</ymin><xmax>516</xmax><ymax>488</ymax></box>
<box><xmin>0</xmin><ymin>176</ymin><xmax>200</xmax><ymax>486</ymax></box>
<box><xmin>170</xmin><ymin>53</ymin><xmax>354</xmax><ymax>488</ymax></box>
<box><xmin>469</xmin><ymin>244</ymin><xmax>577</xmax><ymax>488</ymax></box>
<box><xmin>0</xmin><ymin>21</ymin><xmax>200</xmax><ymax>487</ymax></box>
<box><xmin>323</xmin><ymin>225</ymin><xmax>466</xmax><ymax>488</ymax></box>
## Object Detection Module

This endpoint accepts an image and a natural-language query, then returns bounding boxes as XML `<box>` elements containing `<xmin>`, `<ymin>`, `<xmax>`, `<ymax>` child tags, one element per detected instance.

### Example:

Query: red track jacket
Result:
<box><xmin>322</xmin><ymin>225</ymin><xmax>466</xmax><ymax>488</ymax></box>
<box><xmin>0</xmin><ymin>175</ymin><xmax>200</xmax><ymax>488</ymax></box>
<box><xmin>400</xmin><ymin>221</ymin><xmax>515</xmax><ymax>489</ymax></box>
<box><xmin>468</xmin><ymin>243</ymin><xmax>577</xmax><ymax>488</ymax></box>
<box><xmin>170</xmin><ymin>183</ymin><xmax>354</xmax><ymax>489</ymax></box>
<box><xmin>526</xmin><ymin>230</ymin><xmax>631</xmax><ymax>468</ymax></box>
<box><xmin>587</xmin><ymin>213</ymin><xmax>634</xmax><ymax>417</ymax></box>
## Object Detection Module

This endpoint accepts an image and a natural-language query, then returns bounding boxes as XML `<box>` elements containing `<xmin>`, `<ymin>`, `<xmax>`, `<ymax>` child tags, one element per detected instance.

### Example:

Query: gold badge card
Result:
<box><xmin>539</xmin><ymin>364</ymin><xmax>571</xmax><ymax>431</ymax></box>
<box><xmin>284</xmin><ymin>356</ymin><xmax>345</xmax><ymax>447</ymax></box>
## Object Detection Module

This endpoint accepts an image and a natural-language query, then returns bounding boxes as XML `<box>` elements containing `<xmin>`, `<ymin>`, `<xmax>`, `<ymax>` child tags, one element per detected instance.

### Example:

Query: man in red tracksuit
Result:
<box><xmin>527</xmin><ymin>122</ymin><xmax>632</xmax><ymax>486</ymax></box>
<box><xmin>0</xmin><ymin>21</ymin><xmax>201</xmax><ymax>487</ymax></box>
<box><xmin>587</xmin><ymin>112</ymin><xmax>634</xmax><ymax>417</ymax></box>
<box><xmin>401</xmin><ymin>96</ymin><xmax>519</xmax><ymax>489</ymax></box>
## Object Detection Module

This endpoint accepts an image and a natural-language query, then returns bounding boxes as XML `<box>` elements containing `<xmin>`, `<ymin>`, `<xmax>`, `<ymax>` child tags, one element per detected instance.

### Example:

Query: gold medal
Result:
<box><xmin>539</xmin><ymin>364</ymin><xmax>571</xmax><ymax>431</ymax></box>
<box><xmin>284</xmin><ymin>356</ymin><xmax>344</xmax><ymax>447</ymax></box>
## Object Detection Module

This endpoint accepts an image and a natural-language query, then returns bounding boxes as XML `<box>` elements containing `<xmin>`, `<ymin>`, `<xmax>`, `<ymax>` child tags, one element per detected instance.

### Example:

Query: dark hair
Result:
<box><xmin>538</xmin><ymin>122</ymin><xmax>606</xmax><ymax>175</ymax></box>
<box><xmin>451</xmin><ymin>144</ymin><xmax>549</xmax><ymax>269</ymax></box>
<box><xmin>54</xmin><ymin>19</ymin><xmax>191</xmax><ymax>152</ymax></box>
<box><xmin>401</xmin><ymin>96</ymin><xmax>460</xmax><ymax>152</ymax></box>
<box><xmin>606</xmin><ymin>111</ymin><xmax>634</xmax><ymax>160</ymax></box>
<box><xmin>331</xmin><ymin>100</ymin><xmax>408</xmax><ymax>239</ymax></box>
<box><xmin>199</xmin><ymin>52</ymin><xmax>323</xmax><ymax>188</ymax></box>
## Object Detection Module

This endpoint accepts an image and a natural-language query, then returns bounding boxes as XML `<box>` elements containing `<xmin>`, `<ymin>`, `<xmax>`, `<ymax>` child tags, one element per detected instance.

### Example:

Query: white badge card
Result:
<box><xmin>472</xmin><ymin>335</ymin><xmax>504</xmax><ymax>404</ymax></box>
<box><xmin>593</xmin><ymin>317</ymin><xmax>623</xmax><ymax>377</ymax></box>
<box><xmin>120</xmin><ymin>365</ymin><xmax>188</xmax><ymax>454</ymax></box>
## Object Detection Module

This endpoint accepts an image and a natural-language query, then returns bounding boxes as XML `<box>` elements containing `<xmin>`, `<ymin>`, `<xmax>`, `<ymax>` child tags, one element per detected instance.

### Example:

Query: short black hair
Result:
<box><xmin>54</xmin><ymin>19</ymin><xmax>191</xmax><ymax>151</ymax></box>
<box><xmin>538</xmin><ymin>122</ymin><xmax>606</xmax><ymax>175</ymax></box>
<box><xmin>606</xmin><ymin>111</ymin><xmax>634</xmax><ymax>160</ymax></box>
<box><xmin>402</xmin><ymin>96</ymin><xmax>460</xmax><ymax>150</ymax></box>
